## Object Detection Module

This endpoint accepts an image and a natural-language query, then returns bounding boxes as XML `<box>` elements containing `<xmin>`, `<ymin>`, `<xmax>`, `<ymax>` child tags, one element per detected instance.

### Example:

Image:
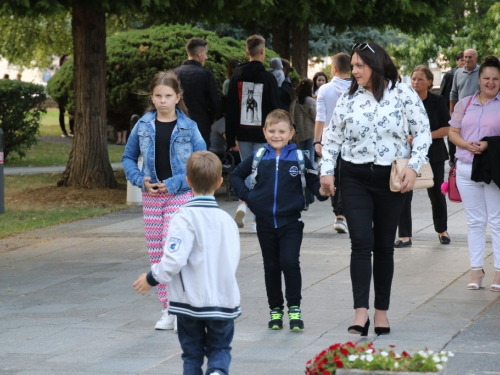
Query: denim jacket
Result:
<box><xmin>122</xmin><ymin>109</ymin><xmax>206</xmax><ymax>195</ymax></box>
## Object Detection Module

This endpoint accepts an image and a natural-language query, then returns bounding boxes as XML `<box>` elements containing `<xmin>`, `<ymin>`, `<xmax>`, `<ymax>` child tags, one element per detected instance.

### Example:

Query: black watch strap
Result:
<box><xmin>313</xmin><ymin>141</ymin><xmax>322</xmax><ymax>146</ymax></box>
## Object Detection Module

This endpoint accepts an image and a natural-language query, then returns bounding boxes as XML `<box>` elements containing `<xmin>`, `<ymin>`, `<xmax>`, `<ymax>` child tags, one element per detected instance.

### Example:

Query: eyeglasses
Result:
<box><xmin>352</xmin><ymin>43</ymin><xmax>375</xmax><ymax>54</ymax></box>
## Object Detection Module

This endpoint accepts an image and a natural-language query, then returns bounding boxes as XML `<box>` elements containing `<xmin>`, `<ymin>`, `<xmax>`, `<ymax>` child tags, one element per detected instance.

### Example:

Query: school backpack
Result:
<box><xmin>249</xmin><ymin>148</ymin><xmax>317</xmax><ymax>209</ymax></box>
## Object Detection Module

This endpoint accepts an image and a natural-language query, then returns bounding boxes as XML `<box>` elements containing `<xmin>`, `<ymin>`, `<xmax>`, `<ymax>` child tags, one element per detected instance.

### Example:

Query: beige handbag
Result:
<box><xmin>389</xmin><ymin>85</ymin><xmax>434</xmax><ymax>192</ymax></box>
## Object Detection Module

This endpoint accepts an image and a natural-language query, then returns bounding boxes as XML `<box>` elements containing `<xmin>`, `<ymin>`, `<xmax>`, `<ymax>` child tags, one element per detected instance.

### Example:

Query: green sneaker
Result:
<box><xmin>288</xmin><ymin>306</ymin><xmax>304</xmax><ymax>331</ymax></box>
<box><xmin>268</xmin><ymin>307</ymin><xmax>283</xmax><ymax>330</ymax></box>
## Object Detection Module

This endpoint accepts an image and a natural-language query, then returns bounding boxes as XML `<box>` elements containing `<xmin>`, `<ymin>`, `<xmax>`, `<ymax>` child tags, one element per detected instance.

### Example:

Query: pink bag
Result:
<box><xmin>441</xmin><ymin>164</ymin><xmax>461</xmax><ymax>203</ymax></box>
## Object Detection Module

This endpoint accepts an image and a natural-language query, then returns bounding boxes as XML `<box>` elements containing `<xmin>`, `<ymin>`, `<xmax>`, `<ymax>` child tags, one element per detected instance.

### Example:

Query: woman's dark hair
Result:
<box><xmin>348</xmin><ymin>42</ymin><xmax>399</xmax><ymax>102</ymax></box>
<box><xmin>478</xmin><ymin>55</ymin><xmax>500</xmax><ymax>77</ymax></box>
<box><xmin>226</xmin><ymin>58</ymin><xmax>241</xmax><ymax>79</ymax></box>
<box><xmin>312</xmin><ymin>72</ymin><xmax>328</xmax><ymax>93</ymax></box>
<box><xmin>296</xmin><ymin>78</ymin><xmax>313</xmax><ymax>104</ymax></box>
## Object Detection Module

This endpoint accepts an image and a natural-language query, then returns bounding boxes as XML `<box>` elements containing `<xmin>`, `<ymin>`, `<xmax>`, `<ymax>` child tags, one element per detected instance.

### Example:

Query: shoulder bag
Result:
<box><xmin>389</xmin><ymin>85</ymin><xmax>434</xmax><ymax>192</ymax></box>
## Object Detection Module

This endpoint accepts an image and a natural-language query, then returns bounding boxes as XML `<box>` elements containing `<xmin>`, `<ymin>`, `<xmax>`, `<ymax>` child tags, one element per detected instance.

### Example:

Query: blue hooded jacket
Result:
<box><xmin>231</xmin><ymin>143</ymin><xmax>327</xmax><ymax>228</ymax></box>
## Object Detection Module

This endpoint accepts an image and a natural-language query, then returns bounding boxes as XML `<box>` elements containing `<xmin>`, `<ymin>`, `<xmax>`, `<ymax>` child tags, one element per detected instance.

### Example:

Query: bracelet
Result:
<box><xmin>313</xmin><ymin>141</ymin><xmax>322</xmax><ymax>146</ymax></box>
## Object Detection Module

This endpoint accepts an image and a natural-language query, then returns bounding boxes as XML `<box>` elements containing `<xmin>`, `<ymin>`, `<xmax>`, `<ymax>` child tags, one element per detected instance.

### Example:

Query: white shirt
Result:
<box><xmin>320</xmin><ymin>82</ymin><xmax>431</xmax><ymax>176</ymax></box>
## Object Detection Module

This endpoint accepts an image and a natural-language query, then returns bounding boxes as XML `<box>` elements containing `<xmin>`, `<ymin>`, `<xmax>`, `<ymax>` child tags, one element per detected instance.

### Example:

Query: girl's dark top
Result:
<box><xmin>422</xmin><ymin>92</ymin><xmax>450</xmax><ymax>163</ymax></box>
<box><xmin>155</xmin><ymin>118</ymin><xmax>177</xmax><ymax>181</ymax></box>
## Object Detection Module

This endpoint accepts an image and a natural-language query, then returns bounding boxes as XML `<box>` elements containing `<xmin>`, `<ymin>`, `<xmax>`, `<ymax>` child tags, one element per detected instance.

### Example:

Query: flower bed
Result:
<box><xmin>305</xmin><ymin>342</ymin><xmax>452</xmax><ymax>374</ymax></box>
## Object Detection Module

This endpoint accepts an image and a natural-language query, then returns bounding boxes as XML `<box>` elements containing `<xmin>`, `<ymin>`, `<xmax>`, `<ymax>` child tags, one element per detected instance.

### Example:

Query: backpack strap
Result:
<box><xmin>296</xmin><ymin>149</ymin><xmax>318</xmax><ymax>197</ymax></box>
<box><xmin>250</xmin><ymin>147</ymin><xmax>266</xmax><ymax>190</ymax></box>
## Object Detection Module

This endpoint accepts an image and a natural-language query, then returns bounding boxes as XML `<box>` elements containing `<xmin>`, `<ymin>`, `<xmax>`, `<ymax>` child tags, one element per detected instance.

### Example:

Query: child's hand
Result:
<box><xmin>144</xmin><ymin>177</ymin><xmax>159</xmax><ymax>195</ymax></box>
<box><xmin>157</xmin><ymin>182</ymin><xmax>168</xmax><ymax>193</ymax></box>
<box><xmin>319</xmin><ymin>186</ymin><xmax>332</xmax><ymax>197</ymax></box>
<box><xmin>133</xmin><ymin>273</ymin><xmax>153</xmax><ymax>295</ymax></box>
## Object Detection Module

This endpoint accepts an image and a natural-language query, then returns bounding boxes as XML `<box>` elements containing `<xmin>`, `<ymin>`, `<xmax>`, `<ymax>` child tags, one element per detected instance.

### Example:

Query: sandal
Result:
<box><xmin>438</xmin><ymin>232</ymin><xmax>451</xmax><ymax>245</ymax></box>
<box><xmin>491</xmin><ymin>269</ymin><xmax>500</xmax><ymax>292</ymax></box>
<box><xmin>467</xmin><ymin>268</ymin><xmax>485</xmax><ymax>290</ymax></box>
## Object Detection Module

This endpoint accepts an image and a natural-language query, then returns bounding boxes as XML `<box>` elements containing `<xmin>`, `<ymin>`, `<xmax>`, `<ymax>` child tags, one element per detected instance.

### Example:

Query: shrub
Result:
<box><xmin>47</xmin><ymin>23</ymin><xmax>279</xmax><ymax>129</ymax></box>
<box><xmin>0</xmin><ymin>80</ymin><xmax>46</xmax><ymax>161</ymax></box>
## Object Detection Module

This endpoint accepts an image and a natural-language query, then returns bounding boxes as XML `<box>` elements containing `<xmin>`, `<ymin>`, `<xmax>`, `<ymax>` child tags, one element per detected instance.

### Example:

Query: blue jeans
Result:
<box><xmin>177</xmin><ymin>315</ymin><xmax>234</xmax><ymax>375</ymax></box>
<box><xmin>238</xmin><ymin>141</ymin><xmax>266</xmax><ymax>189</ymax></box>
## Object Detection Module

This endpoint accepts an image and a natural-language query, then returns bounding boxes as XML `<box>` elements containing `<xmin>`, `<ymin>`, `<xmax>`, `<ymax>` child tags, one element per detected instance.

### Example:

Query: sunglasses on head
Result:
<box><xmin>352</xmin><ymin>43</ymin><xmax>375</xmax><ymax>54</ymax></box>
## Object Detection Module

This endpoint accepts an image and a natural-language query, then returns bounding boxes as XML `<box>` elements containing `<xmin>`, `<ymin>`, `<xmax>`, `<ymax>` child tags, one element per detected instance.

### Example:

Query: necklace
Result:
<box><xmin>477</xmin><ymin>93</ymin><xmax>484</xmax><ymax>106</ymax></box>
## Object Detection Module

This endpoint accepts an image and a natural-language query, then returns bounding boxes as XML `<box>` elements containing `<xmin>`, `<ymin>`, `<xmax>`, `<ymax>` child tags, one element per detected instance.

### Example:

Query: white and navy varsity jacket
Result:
<box><xmin>146</xmin><ymin>196</ymin><xmax>241</xmax><ymax>320</ymax></box>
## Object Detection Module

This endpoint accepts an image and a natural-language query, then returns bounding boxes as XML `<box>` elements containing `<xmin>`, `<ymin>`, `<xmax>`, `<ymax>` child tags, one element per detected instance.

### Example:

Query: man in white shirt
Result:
<box><xmin>314</xmin><ymin>53</ymin><xmax>351</xmax><ymax>234</ymax></box>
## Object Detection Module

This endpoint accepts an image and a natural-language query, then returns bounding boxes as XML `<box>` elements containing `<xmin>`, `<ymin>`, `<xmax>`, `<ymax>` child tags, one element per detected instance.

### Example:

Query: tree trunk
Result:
<box><xmin>61</xmin><ymin>2</ymin><xmax>117</xmax><ymax>188</ymax></box>
<box><xmin>272</xmin><ymin>21</ymin><xmax>291</xmax><ymax>60</ymax></box>
<box><xmin>292</xmin><ymin>23</ymin><xmax>310</xmax><ymax>78</ymax></box>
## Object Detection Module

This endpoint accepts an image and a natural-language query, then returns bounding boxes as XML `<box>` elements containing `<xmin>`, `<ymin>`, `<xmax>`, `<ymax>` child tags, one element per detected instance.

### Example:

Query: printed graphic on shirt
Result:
<box><xmin>240</xmin><ymin>82</ymin><xmax>263</xmax><ymax>126</ymax></box>
<box><xmin>168</xmin><ymin>238</ymin><xmax>182</xmax><ymax>253</ymax></box>
<box><xmin>289</xmin><ymin>165</ymin><xmax>299</xmax><ymax>177</ymax></box>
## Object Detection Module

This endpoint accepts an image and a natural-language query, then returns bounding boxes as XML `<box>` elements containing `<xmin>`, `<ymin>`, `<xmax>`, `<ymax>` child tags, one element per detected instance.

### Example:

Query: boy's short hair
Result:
<box><xmin>187</xmin><ymin>151</ymin><xmax>222</xmax><ymax>194</ymax></box>
<box><xmin>264</xmin><ymin>109</ymin><xmax>293</xmax><ymax>130</ymax></box>
<box><xmin>332</xmin><ymin>52</ymin><xmax>351</xmax><ymax>74</ymax></box>
<box><xmin>246</xmin><ymin>35</ymin><xmax>265</xmax><ymax>57</ymax></box>
<box><xmin>456</xmin><ymin>52</ymin><xmax>464</xmax><ymax>61</ymax></box>
<box><xmin>186</xmin><ymin>38</ymin><xmax>208</xmax><ymax>57</ymax></box>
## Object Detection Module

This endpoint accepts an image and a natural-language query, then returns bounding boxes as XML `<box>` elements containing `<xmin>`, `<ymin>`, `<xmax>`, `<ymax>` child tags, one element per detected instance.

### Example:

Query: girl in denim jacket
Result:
<box><xmin>122</xmin><ymin>71</ymin><xmax>206</xmax><ymax>330</ymax></box>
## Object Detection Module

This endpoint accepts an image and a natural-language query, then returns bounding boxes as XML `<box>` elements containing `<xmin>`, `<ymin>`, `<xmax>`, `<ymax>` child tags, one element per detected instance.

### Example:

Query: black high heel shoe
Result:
<box><xmin>374</xmin><ymin>318</ymin><xmax>390</xmax><ymax>336</ymax></box>
<box><xmin>348</xmin><ymin>318</ymin><xmax>370</xmax><ymax>336</ymax></box>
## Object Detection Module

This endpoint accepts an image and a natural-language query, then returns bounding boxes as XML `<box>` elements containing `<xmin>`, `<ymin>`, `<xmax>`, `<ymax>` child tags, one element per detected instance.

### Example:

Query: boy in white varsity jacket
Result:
<box><xmin>134</xmin><ymin>151</ymin><xmax>241</xmax><ymax>375</ymax></box>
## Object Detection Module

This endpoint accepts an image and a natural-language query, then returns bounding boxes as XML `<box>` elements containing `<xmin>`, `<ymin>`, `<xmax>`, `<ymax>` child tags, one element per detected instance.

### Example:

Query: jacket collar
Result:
<box><xmin>264</xmin><ymin>143</ymin><xmax>297</xmax><ymax>158</ymax></box>
<box><xmin>182</xmin><ymin>59</ymin><xmax>202</xmax><ymax>68</ymax></box>
<box><xmin>141</xmin><ymin>109</ymin><xmax>190</xmax><ymax>129</ymax></box>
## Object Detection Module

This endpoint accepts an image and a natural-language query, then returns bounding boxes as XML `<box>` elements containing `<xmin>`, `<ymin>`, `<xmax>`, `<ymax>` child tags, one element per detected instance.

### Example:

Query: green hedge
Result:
<box><xmin>48</xmin><ymin>24</ymin><xmax>279</xmax><ymax>128</ymax></box>
<box><xmin>0</xmin><ymin>80</ymin><xmax>46</xmax><ymax>161</ymax></box>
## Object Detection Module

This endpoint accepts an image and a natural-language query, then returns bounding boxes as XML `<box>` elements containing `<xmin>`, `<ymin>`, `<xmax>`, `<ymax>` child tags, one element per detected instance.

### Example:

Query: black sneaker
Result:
<box><xmin>288</xmin><ymin>306</ymin><xmax>304</xmax><ymax>331</ymax></box>
<box><xmin>268</xmin><ymin>307</ymin><xmax>283</xmax><ymax>330</ymax></box>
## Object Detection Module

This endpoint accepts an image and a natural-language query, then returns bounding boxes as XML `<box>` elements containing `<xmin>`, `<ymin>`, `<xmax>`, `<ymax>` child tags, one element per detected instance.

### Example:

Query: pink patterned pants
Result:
<box><xmin>142</xmin><ymin>190</ymin><xmax>193</xmax><ymax>309</ymax></box>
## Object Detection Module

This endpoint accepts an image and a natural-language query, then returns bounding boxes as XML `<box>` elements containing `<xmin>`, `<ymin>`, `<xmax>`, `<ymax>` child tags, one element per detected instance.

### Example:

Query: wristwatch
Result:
<box><xmin>313</xmin><ymin>141</ymin><xmax>322</xmax><ymax>146</ymax></box>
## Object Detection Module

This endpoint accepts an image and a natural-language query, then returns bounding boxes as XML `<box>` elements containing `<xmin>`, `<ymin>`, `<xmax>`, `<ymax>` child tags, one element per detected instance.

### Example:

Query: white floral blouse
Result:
<box><xmin>320</xmin><ymin>82</ymin><xmax>432</xmax><ymax>176</ymax></box>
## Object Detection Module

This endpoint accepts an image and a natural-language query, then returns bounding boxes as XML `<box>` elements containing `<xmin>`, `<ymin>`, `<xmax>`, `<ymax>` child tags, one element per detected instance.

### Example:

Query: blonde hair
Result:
<box><xmin>246</xmin><ymin>35</ymin><xmax>265</xmax><ymax>57</ymax></box>
<box><xmin>264</xmin><ymin>109</ymin><xmax>294</xmax><ymax>131</ymax></box>
<box><xmin>186</xmin><ymin>151</ymin><xmax>222</xmax><ymax>194</ymax></box>
<box><xmin>411</xmin><ymin>65</ymin><xmax>433</xmax><ymax>90</ymax></box>
<box><xmin>145</xmin><ymin>71</ymin><xmax>189</xmax><ymax>115</ymax></box>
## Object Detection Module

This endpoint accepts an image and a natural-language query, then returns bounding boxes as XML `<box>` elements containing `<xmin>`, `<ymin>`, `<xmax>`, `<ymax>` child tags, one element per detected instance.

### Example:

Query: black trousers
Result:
<box><xmin>331</xmin><ymin>154</ymin><xmax>344</xmax><ymax>216</ymax></box>
<box><xmin>256</xmin><ymin>220</ymin><xmax>304</xmax><ymax>309</ymax></box>
<box><xmin>58</xmin><ymin>103</ymin><xmax>74</xmax><ymax>134</ymax></box>
<box><xmin>398</xmin><ymin>162</ymin><xmax>447</xmax><ymax>237</ymax></box>
<box><xmin>340</xmin><ymin>160</ymin><xmax>406</xmax><ymax>310</ymax></box>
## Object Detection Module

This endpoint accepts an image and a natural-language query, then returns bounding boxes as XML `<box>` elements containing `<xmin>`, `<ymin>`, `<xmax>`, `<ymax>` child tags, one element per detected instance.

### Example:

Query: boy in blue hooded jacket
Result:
<box><xmin>231</xmin><ymin>109</ymin><xmax>330</xmax><ymax>331</ymax></box>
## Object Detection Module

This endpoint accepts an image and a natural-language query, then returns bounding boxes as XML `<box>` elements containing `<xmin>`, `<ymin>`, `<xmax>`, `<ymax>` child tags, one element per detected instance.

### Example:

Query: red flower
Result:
<box><xmin>335</xmin><ymin>360</ymin><xmax>344</xmax><ymax>368</ymax></box>
<box><xmin>333</xmin><ymin>356</ymin><xmax>341</xmax><ymax>362</ymax></box>
<box><xmin>306</xmin><ymin>359</ymin><xmax>312</xmax><ymax>365</ymax></box>
<box><xmin>329</xmin><ymin>344</ymin><xmax>341</xmax><ymax>351</ymax></box>
<box><xmin>389</xmin><ymin>345</ymin><xmax>396</xmax><ymax>348</ymax></box>
<box><xmin>322</xmin><ymin>371</ymin><xmax>331</xmax><ymax>375</ymax></box>
<box><xmin>340</xmin><ymin>348</ymin><xmax>349</xmax><ymax>356</ymax></box>
<box><xmin>320</xmin><ymin>358</ymin><xmax>328</xmax><ymax>366</ymax></box>
<box><xmin>402</xmin><ymin>351</ymin><xmax>410</xmax><ymax>358</ymax></box>
<box><xmin>345</xmin><ymin>342</ymin><xmax>355</xmax><ymax>348</ymax></box>
<box><xmin>358</xmin><ymin>347</ymin><xmax>365</xmax><ymax>352</ymax></box>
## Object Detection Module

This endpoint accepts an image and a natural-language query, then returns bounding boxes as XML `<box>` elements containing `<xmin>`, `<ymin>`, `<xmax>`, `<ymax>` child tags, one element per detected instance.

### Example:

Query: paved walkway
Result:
<box><xmin>0</xmin><ymin>182</ymin><xmax>499</xmax><ymax>374</ymax></box>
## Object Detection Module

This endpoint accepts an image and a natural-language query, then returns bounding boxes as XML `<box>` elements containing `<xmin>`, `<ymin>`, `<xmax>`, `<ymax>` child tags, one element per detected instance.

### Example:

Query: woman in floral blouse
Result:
<box><xmin>320</xmin><ymin>42</ymin><xmax>431</xmax><ymax>336</ymax></box>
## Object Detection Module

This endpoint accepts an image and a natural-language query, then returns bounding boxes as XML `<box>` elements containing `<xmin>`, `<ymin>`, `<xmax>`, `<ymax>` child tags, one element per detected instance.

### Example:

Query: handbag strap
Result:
<box><xmin>396</xmin><ymin>83</ymin><xmax>407</xmax><ymax>152</ymax></box>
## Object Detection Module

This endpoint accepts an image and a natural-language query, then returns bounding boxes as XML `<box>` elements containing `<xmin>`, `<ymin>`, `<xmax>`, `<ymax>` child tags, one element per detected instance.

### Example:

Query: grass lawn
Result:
<box><xmin>40</xmin><ymin>108</ymin><xmax>64</xmax><ymax>136</ymax></box>
<box><xmin>6</xmin><ymin>108</ymin><xmax>125</xmax><ymax>167</ymax></box>
<box><xmin>0</xmin><ymin>171</ymin><xmax>129</xmax><ymax>239</ymax></box>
